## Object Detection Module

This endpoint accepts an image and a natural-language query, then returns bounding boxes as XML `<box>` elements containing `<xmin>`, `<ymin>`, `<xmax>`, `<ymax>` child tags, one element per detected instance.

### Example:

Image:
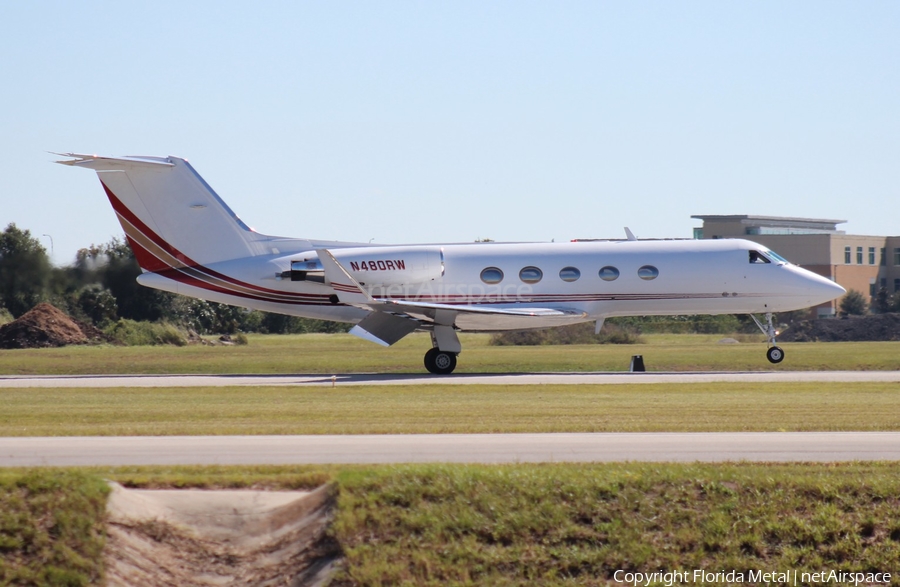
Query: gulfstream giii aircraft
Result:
<box><xmin>59</xmin><ymin>153</ymin><xmax>845</xmax><ymax>374</ymax></box>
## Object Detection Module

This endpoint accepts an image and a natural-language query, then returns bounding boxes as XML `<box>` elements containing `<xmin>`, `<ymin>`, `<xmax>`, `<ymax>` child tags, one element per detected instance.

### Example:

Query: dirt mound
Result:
<box><xmin>104</xmin><ymin>483</ymin><xmax>340</xmax><ymax>587</ymax></box>
<box><xmin>0</xmin><ymin>303</ymin><xmax>107</xmax><ymax>349</ymax></box>
<box><xmin>780</xmin><ymin>313</ymin><xmax>900</xmax><ymax>342</ymax></box>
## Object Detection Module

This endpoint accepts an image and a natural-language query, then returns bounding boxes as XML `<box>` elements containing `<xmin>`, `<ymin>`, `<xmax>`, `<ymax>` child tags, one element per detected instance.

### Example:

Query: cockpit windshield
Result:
<box><xmin>765</xmin><ymin>249</ymin><xmax>789</xmax><ymax>264</ymax></box>
<box><xmin>749</xmin><ymin>249</ymin><xmax>789</xmax><ymax>265</ymax></box>
<box><xmin>749</xmin><ymin>250</ymin><xmax>770</xmax><ymax>264</ymax></box>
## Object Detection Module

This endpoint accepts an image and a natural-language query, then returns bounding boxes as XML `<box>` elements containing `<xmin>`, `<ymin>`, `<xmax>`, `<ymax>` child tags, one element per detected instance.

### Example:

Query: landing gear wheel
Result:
<box><xmin>424</xmin><ymin>348</ymin><xmax>457</xmax><ymax>375</ymax></box>
<box><xmin>766</xmin><ymin>346</ymin><xmax>784</xmax><ymax>364</ymax></box>
<box><xmin>751</xmin><ymin>313</ymin><xmax>785</xmax><ymax>365</ymax></box>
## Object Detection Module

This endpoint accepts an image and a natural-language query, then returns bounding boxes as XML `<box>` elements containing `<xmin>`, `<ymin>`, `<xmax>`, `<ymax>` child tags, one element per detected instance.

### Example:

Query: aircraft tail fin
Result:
<box><xmin>58</xmin><ymin>153</ymin><xmax>269</xmax><ymax>271</ymax></box>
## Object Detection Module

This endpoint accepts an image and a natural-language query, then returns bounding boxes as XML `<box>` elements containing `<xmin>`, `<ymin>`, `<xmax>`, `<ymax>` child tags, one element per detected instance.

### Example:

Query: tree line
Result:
<box><xmin>0</xmin><ymin>223</ymin><xmax>349</xmax><ymax>334</ymax></box>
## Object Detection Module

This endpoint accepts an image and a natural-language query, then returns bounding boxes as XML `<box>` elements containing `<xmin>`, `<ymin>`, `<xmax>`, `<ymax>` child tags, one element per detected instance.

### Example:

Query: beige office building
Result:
<box><xmin>692</xmin><ymin>215</ymin><xmax>900</xmax><ymax>318</ymax></box>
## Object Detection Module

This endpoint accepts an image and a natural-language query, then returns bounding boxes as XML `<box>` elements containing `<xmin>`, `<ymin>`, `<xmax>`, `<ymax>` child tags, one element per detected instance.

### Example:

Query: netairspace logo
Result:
<box><xmin>364</xmin><ymin>282</ymin><xmax>537</xmax><ymax>304</ymax></box>
<box><xmin>613</xmin><ymin>569</ymin><xmax>892</xmax><ymax>586</ymax></box>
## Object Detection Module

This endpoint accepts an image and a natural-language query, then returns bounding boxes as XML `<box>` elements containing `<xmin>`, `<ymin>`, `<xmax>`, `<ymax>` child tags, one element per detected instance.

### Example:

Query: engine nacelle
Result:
<box><xmin>328</xmin><ymin>246</ymin><xmax>443</xmax><ymax>287</ymax></box>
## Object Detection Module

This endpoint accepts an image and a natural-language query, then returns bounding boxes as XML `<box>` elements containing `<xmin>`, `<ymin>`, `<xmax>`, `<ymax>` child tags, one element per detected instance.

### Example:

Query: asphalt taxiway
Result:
<box><xmin>3</xmin><ymin>432</ymin><xmax>900</xmax><ymax>467</ymax></box>
<box><xmin>3</xmin><ymin>371</ymin><xmax>900</xmax><ymax>388</ymax></box>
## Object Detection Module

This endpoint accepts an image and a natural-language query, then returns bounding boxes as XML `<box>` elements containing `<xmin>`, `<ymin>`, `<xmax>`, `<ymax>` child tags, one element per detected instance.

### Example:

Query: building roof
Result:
<box><xmin>691</xmin><ymin>215</ymin><xmax>847</xmax><ymax>231</ymax></box>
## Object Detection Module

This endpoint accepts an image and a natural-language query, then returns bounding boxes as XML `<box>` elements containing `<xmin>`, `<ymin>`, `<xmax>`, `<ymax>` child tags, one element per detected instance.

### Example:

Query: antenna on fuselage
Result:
<box><xmin>624</xmin><ymin>227</ymin><xmax>637</xmax><ymax>241</ymax></box>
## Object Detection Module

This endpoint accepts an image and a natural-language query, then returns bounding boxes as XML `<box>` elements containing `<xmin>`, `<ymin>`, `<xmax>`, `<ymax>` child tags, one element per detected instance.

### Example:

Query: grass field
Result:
<box><xmin>3</xmin><ymin>336</ymin><xmax>900</xmax><ymax>583</ymax></box>
<box><xmin>2</xmin><ymin>381</ymin><xmax>900</xmax><ymax>436</ymax></box>
<box><xmin>4</xmin><ymin>464</ymin><xmax>900</xmax><ymax>586</ymax></box>
<box><xmin>0</xmin><ymin>470</ymin><xmax>107</xmax><ymax>586</ymax></box>
<box><xmin>1</xmin><ymin>333</ymin><xmax>899</xmax><ymax>375</ymax></box>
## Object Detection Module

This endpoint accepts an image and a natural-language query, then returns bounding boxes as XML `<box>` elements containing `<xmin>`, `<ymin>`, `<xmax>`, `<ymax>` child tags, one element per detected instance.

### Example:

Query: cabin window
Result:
<box><xmin>480</xmin><ymin>267</ymin><xmax>504</xmax><ymax>284</ymax></box>
<box><xmin>559</xmin><ymin>266</ymin><xmax>580</xmax><ymax>282</ymax></box>
<box><xmin>638</xmin><ymin>265</ymin><xmax>659</xmax><ymax>280</ymax></box>
<box><xmin>519</xmin><ymin>266</ymin><xmax>543</xmax><ymax>284</ymax></box>
<box><xmin>749</xmin><ymin>250</ymin><xmax>771</xmax><ymax>264</ymax></box>
<box><xmin>598</xmin><ymin>266</ymin><xmax>619</xmax><ymax>281</ymax></box>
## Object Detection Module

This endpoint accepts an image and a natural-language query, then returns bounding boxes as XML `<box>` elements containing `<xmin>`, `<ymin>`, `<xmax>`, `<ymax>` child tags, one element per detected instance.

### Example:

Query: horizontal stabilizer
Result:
<box><xmin>57</xmin><ymin>152</ymin><xmax>269</xmax><ymax>268</ymax></box>
<box><xmin>54</xmin><ymin>153</ymin><xmax>175</xmax><ymax>168</ymax></box>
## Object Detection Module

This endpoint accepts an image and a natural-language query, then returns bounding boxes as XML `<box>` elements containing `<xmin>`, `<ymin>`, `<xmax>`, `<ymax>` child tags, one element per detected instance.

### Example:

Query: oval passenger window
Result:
<box><xmin>519</xmin><ymin>266</ymin><xmax>543</xmax><ymax>284</ymax></box>
<box><xmin>598</xmin><ymin>266</ymin><xmax>619</xmax><ymax>281</ymax></box>
<box><xmin>638</xmin><ymin>265</ymin><xmax>659</xmax><ymax>280</ymax></box>
<box><xmin>480</xmin><ymin>267</ymin><xmax>504</xmax><ymax>284</ymax></box>
<box><xmin>559</xmin><ymin>267</ymin><xmax>581</xmax><ymax>282</ymax></box>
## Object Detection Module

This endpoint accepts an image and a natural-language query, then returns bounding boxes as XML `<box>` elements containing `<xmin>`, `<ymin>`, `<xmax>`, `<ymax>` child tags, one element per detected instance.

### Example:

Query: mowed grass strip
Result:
<box><xmin>6</xmin><ymin>464</ymin><xmax>900</xmax><ymax>586</ymax></box>
<box><xmin>332</xmin><ymin>463</ymin><xmax>900</xmax><ymax>585</ymax></box>
<box><xmin>0</xmin><ymin>333</ymin><xmax>899</xmax><ymax>375</ymax></box>
<box><xmin>0</xmin><ymin>470</ymin><xmax>108</xmax><ymax>586</ymax></box>
<box><xmin>2</xmin><ymin>382</ymin><xmax>900</xmax><ymax>436</ymax></box>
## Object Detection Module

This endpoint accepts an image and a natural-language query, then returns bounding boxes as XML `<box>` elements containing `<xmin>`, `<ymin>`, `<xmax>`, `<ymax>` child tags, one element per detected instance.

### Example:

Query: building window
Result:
<box><xmin>895</xmin><ymin>248</ymin><xmax>900</xmax><ymax>266</ymax></box>
<box><xmin>881</xmin><ymin>248</ymin><xmax>887</xmax><ymax>266</ymax></box>
<box><xmin>844</xmin><ymin>247</ymin><xmax>851</xmax><ymax>264</ymax></box>
<box><xmin>895</xmin><ymin>278</ymin><xmax>900</xmax><ymax>293</ymax></box>
<box><xmin>869</xmin><ymin>247</ymin><xmax>876</xmax><ymax>265</ymax></box>
<box><xmin>480</xmin><ymin>267</ymin><xmax>503</xmax><ymax>284</ymax></box>
<box><xmin>857</xmin><ymin>247</ymin><xmax>863</xmax><ymax>264</ymax></box>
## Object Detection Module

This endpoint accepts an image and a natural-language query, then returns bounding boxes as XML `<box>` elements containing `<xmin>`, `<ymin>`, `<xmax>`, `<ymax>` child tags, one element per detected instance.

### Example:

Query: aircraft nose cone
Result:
<box><xmin>809</xmin><ymin>272</ymin><xmax>846</xmax><ymax>304</ymax></box>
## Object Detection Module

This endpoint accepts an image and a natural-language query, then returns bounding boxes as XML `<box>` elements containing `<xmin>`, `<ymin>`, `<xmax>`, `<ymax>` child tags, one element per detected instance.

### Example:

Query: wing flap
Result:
<box><xmin>376</xmin><ymin>298</ymin><xmax>589</xmax><ymax>331</ymax></box>
<box><xmin>350</xmin><ymin>311</ymin><xmax>420</xmax><ymax>347</ymax></box>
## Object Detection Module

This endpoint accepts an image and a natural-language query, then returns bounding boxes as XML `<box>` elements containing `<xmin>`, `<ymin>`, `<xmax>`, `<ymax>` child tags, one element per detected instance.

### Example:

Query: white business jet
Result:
<box><xmin>59</xmin><ymin>154</ymin><xmax>845</xmax><ymax>374</ymax></box>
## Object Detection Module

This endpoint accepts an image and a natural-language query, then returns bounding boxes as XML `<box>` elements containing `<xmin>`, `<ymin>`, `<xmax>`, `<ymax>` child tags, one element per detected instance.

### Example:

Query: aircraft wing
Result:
<box><xmin>317</xmin><ymin>248</ymin><xmax>588</xmax><ymax>345</ymax></box>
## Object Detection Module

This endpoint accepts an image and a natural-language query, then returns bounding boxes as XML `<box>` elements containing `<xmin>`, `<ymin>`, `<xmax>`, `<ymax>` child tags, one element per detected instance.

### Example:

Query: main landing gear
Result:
<box><xmin>424</xmin><ymin>325</ymin><xmax>461</xmax><ymax>374</ymax></box>
<box><xmin>424</xmin><ymin>347</ymin><xmax>457</xmax><ymax>375</ymax></box>
<box><xmin>750</xmin><ymin>312</ymin><xmax>784</xmax><ymax>364</ymax></box>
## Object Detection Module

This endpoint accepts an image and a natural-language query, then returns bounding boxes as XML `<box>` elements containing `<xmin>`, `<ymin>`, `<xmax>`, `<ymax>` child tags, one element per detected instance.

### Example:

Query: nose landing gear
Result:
<box><xmin>766</xmin><ymin>346</ymin><xmax>784</xmax><ymax>364</ymax></box>
<box><xmin>751</xmin><ymin>313</ymin><xmax>784</xmax><ymax>364</ymax></box>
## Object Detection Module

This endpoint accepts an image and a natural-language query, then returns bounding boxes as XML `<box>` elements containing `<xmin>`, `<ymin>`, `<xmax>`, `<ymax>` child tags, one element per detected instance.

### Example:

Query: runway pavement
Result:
<box><xmin>3</xmin><ymin>370</ymin><xmax>900</xmax><ymax>388</ymax></box>
<box><xmin>3</xmin><ymin>432</ymin><xmax>900</xmax><ymax>466</ymax></box>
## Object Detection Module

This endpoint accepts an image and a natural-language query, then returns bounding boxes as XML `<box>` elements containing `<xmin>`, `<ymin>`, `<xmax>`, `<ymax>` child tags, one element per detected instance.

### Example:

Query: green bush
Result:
<box><xmin>611</xmin><ymin>314</ymin><xmax>744</xmax><ymax>334</ymax></box>
<box><xmin>490</xmin><ymin>321</ymin><xmax>643</xmax><ymax>345</ymax></box>
<box><xmin>840</xmin><ymin>289</ymin><xmax>869</xmax><ymax>316</ymax></box>
<box><xmin>104</xmin><ymin>319</ymin><xmax>187</xmax><ymax>346</ymax></box>
<box><xmin>0</xmin><ymin>307</ymin><xmax>12</xmax><ymax>326</ymax></box>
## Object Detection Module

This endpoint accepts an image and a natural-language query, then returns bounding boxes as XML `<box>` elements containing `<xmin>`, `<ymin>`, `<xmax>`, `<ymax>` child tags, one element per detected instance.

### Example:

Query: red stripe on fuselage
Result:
<box><xmin>124</xmin><ymin>237</ymin><xmax>333</xmax><ymax>306</ymax></box>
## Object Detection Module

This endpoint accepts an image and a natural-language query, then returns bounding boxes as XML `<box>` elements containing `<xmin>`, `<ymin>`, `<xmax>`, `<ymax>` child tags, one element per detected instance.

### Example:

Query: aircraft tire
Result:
<box><xmin>766</xmin><ymin>346</ymin><xmax>784</xmax><ymax>364</ymax></box>
<box><xmin>424</xmin><ymin>348</ymin><xmax>457</xmax><ymax>375</ymax></box>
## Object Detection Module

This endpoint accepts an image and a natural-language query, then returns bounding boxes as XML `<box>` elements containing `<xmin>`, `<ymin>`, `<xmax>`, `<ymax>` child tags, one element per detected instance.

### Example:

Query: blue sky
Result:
<box><xmin>2</xmin><ymin>1</ymin><xmax>898</xmax><ymax>264</ymax></box>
